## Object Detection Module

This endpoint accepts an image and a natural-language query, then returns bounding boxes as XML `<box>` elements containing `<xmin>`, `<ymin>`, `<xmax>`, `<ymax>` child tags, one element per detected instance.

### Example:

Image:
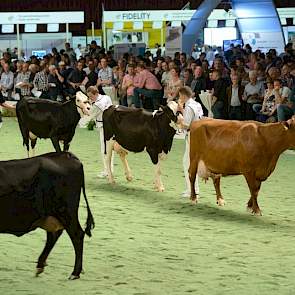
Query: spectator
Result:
<box><xmin>277</xmin><ymin>87</ymin><xmax>295</xmax><ymax>121</ymax></box>
<box><xmin>85</xmin><ymin>59</ymin><xmax>98</xmax><ymax>89</ymax></box>
<box><xmin>67</xmin><ymin>61</ymin><xmax>87</xmax><ymax>96</ymax></box>
<box><xmin>15</xmin><ymin>62</ymin><xmax>32</xmax><ymax>98</ymax></box>
<box><xmin>226</xmin><ymin>73</ymin><xmax>245</xmax><ymax>120</ymax></box>
<box><xmin>190</xmin><ymin>66</ymin><xmax>207</xmax><ymax>115</ymax></box>
<box><xmin>243</xmin><ymin>70</ymin><xmax>265</xmax><ymax>120</ymax></box>
<box><xmin>121</xmin><ymin>64</ymin><xmax>136</xmax><ymax>106</ymax></box>
<box><xmin>65</xmin><ymin>42</ymin><xmax>76</xmax><ymax>65</ymax></box>
<box><xmin>97</xmin><ymin>58</ymin><xmax>113</xmax><ymax>87</ymax></box>
<box><xmin>280</xmin><ymin>64</ymin><xmax>294</xmax><ymax>89</ymax></box>
<box><xmin>75</xmin><ymin>44</ymin><xmax>82</xmax><ymax>60</ymax></box>
<box><xmin>48</xmin><ymin>65</ymin><xmax>64</xmax><ymax>101</ymax></box>
<box><xmin>165</xmin><ymin>66</ymin><xmax>183</xmax><ymax>102</ymax></box>
<box><xmin>33</xmin><ymin>62</ymin><xmax>50</xmax><ymax>99</ymax></box>
<box><xmin>133</xmin><ymin>63</ymin><xmax>162</xmax><ymax>110</ymax></box>
<box><xmin>210</xmin><ymin>70</ymin><xmax>228</xmax><ymax>119</ymax></box>
<box><xmin>253</xmin><ymin>79</ymin><xmax>277</xmax><ymax>123</ymax></box>
<box><xmin>0</xmin><ymin>63</ymin><xmax>14</xmax><ymax>99</ymax></box>
<box><xmin>183</xmin><ymin>69</ymin><xmax>193</xmax><ymax>87</ymax></box>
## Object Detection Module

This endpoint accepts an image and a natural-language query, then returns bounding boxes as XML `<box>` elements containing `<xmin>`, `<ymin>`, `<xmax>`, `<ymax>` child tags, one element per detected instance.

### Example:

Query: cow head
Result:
<box><xmin>164</xmin><ymin>101</ymin><xmax>184</xmax><ymax>130</ymax></box>
<box><xmin>281</xmin><ymin>116</ymin><xmax>295</xmax><ymax>147</ymax></box>
<box><xmin>76</xmin><ymin>91</ymin><xmax>91</xmax><ymax>116</ymax></box>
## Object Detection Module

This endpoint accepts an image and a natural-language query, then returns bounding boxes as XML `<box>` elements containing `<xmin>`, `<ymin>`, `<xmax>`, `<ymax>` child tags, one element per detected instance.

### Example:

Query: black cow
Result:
<box><xmin>0</xmin><ymin>152</ymin><xmax>94</xmax><ymax>279</ymax></box>
<box><xmin>16</xmin><ymin>91</ymin><xmax>91</xmax><ymax>155</ymax></box>
<box><xmin>103</xmin><ymin>101</ymin><xmax>182</xmax><ymax>191</ymax></box>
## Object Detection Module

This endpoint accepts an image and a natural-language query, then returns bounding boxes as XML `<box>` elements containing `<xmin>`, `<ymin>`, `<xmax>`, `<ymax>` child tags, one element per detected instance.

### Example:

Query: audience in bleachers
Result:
<box><xmin>0</xmin><ymin>41</ymin><xmax>294</xmax><ymax>124</ymax></box>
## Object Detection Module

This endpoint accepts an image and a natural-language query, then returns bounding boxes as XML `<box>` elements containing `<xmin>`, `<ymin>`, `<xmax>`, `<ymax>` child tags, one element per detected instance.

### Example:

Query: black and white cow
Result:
<box><xmin>0</xmin><ymin>152</ymin><xmax>94</xmax><ymax>279</ymax></box>
<box><xmin>16</xmin><ymin>91</ymin><xmax>90</xmax><ymax>156</ymax></box>
<box><xmin>103</xmin><ymin>101</ymin><xmax>182</xmax><ymax>191</ymax></box>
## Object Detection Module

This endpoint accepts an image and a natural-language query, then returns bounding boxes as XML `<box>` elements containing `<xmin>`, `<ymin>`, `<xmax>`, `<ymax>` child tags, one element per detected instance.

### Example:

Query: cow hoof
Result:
<box><xmin>217</xmin><ymin>198</ymin><xmax>225</xmax><ymax>206</ymax></box>
<box><xmin>252</xmin><ymin>210</ymin><xmax>262</xmax><ymax>216</ymax></box>
<box><xmin>191</xmin><ymin>199</ymin><xmax>197</xmax><ymax>205</ymax></box>
<box><xmin>68</xmin><ymin>274</ymin><xmax>80</xmax><ymax>280</ymax></box>
<box><xmin>35</xmin><ymin>268</ymin><xmax>44</xmax><ymax>277</ymax></box>
<box><xmin>126</xmin><ymin>176</ymin><xmax>133</xmax><ymax>182</ymax></box>
<box><xmin>108</xmin><ymin>179</ymin><xmax>116</xmax><ymax>185</ymax></box>
<box><xmin>156</xmin><ymin>186</ymin><xmax>165</xmax><ymax>192</ymax></box>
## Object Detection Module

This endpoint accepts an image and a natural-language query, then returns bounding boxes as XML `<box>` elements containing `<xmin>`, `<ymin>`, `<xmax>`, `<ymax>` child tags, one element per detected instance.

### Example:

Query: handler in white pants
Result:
<box><xmin>87</xmin><ymin>86</ymin><xmax>113</xmax><ymax>178</ymax></box>
<box><xmin>178</xmin><ymin>86</ymin><xmax>203</xmax><ymax>198</ymax></box>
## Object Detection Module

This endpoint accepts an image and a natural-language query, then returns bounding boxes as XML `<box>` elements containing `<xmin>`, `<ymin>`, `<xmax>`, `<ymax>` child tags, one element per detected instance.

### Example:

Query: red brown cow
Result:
<box><xmin>188</xmin><ymin>117</ymin><xmax>295</xmax><ymax>215</ymax></box>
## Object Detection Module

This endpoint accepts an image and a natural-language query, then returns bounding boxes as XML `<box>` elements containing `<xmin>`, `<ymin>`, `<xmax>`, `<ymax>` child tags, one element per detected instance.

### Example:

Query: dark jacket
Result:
<box><xmin>226</xmin><ymin>84</ymin><xmax>245</xmax><ymax>113</ymax></box>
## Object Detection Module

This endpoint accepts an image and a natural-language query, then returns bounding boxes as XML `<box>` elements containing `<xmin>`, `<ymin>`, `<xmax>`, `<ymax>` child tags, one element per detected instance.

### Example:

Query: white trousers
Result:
<box><xmin>99</xmin><ymin>127</ymin><xmax>114</xmax><ymax>173</ymax></box>
<box><xmin>183</xmin><ymin>133</ymin><xmax>199</xmax><ymax>194</ymax></box>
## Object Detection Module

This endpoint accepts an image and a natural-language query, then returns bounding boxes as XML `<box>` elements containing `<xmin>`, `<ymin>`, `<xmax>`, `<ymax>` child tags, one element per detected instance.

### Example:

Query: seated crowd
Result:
<box><xmin>0</xmin><ymin>41</ymin><xmax>295</xmax><ymax>123</ymax></box>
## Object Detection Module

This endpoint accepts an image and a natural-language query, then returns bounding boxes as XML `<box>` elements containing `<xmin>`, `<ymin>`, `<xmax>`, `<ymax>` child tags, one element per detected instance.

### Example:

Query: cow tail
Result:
<box><xmin>81</xmin><ymin>167</ymin><xmax>95</xmax><ymax>237</ymax></box>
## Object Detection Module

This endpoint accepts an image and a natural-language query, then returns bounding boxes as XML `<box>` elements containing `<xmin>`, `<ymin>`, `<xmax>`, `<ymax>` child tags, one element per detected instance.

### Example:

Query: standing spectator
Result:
<box><xmin>89</xmin><ymin>40</ymin><xmax>101</xmax><ymax>59</ymax></box>
<box><xmin>226</xmin><ymin>73</ymin><xmax>245</xmax><ymax>120</ymax></box>
<box><xmin>0</xmin><ymin>63</ymin><xmax>14</xmax><ymax>99</ymax></box>
<box><xmin>33</xmin><ymin>62</ymin><xmax>49</xmax><ymax>99</ymax></box>
<box><xmin>195</xmin><ymin>52</ymin><xmax>207</xmax><ymax>67</ymax></box>
<box><xmin>210</xmin><ymin>70</ymin><xmax>228</xmax><ymax>119</ymax></box>
<box><xmin>190</xmin><ymin>66</ymin><xmax>207</xmax><ymax>115</ymax></box>
<box><xmin>75</xmin><ymin>44</ymin><xmax>82</xmax><ymax>60</ymax></box>
<box><xmin>48</xmin><ymin>65</ymin><xmax>64</xmax><ymax>101</ymax></box>
<box><xmin>65</xmin><ymin>42</ymin><xmax>76</xmax><ymax>65</ymax></box>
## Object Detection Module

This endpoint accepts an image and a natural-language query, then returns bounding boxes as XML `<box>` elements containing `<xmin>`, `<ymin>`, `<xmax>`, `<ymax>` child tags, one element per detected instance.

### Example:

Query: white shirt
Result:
<box><xmin>231</xmin><ymin>86</ymin><xmax>241</xmax><ymax>107</ymax></box>
<box><xmin>183</xmin><ymin>98</ymin><xmax>203</xmax><ymax>128</ymax></box>
<box><xmin>89</xmin><ymin>94</ymin><xmax>113</xmax><ymax>128</ymax></box>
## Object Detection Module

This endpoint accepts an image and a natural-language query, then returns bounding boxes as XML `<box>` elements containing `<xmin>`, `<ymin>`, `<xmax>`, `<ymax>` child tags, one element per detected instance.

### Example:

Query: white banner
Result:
<box><xmin>241</xmin><ymin>32</ymin><xmax>285</xmax><ymax>53</ymax></box>
<box><xmin>165</xmin><ymin>27</ymin><xmax>182</xmax><ymax>58</ymax></box>
<box><xmin>0</xmin><ymin>11</ymin><xmax>84</xmax><ymax>24</ymax></box>
<box><xmin>104</xmin><ymin>10</ymin><xmax>195</xmax><ymax>22</ymax></box>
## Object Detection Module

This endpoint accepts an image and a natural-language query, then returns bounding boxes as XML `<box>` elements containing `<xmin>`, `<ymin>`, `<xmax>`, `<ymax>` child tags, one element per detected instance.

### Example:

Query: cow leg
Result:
<box><xmin>116</xmin><ymin>147</ymin><xmax>132</xmax><ymax>182</ymax></box>
<box><xmin>66</xmin><ymin>220</ymin><xmax>85</xmax><ymax>280</ymax></box>
<box><xmin>20</xmin><ymin>127</ymin><xmax>30</xmax><ymax>157</ymax></box>
<box><xmin>154</xmin><ymin>159</ymin><xmax>164</xmax><ymax>192</ymax></box>
<box><xmin>36</xmin><ymin>230</ymin><xmax>63</xmax><ymax>276</ymax></box>
<box><xmin>50</xmin><ymin>137</ymin><xmax>62</xmax><ymax>153</ymax></box>
<box><xmin>189</xmin><ymin>160</ymin><xmax>198</xmax><ymax>204</ymax></box>
<box><xmin>244</xmin><ymin>174</ymin><xmax>262</xmax><ymax>215</ymax></box>
<box><xmin>63</xmin><ymin>142</ymin><xmax>70</xmax><ymax>152</ymax></box>
<box><xmin>212</xmin><ymin>176</ymin><xmax>225</xmax><ymax>206</ymax></box>
<box><xmin>30</xmin><ymin>138</ymin><xmax>37</xmax><ymax>157</ymax></box>
<box><xmin>106</xmin><ymin>140</ymin><xmax>115</xmax><ymax>184</ymax></box>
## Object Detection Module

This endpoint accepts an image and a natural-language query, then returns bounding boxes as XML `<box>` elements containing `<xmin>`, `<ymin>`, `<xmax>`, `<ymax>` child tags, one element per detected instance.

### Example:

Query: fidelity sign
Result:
<box><xmin>122</xmin><ymin>12</ymin><xmax>151</xmax><ymax>20</ymax></box>
<box><xmin>104</xmin><ymin>10</ymin><xmax>196</xmax><ymax>22</ymax></box>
